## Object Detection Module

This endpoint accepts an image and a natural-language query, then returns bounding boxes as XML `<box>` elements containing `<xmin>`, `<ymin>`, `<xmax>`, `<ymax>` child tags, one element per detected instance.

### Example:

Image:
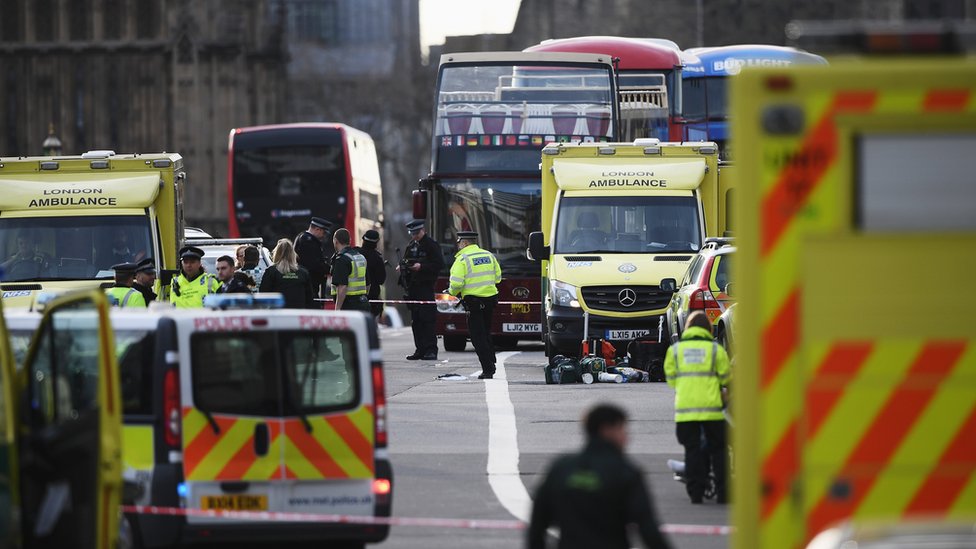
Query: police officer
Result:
<box><xmin>131</xmin><ymin>257</ymin><xmax>157</xmax><ymax>305</ymax></box>
<box><xmin>446</xmin><ymin>230</ymin><xmax>501</xmax><ymax>379</ymax></box>
<box><xmin>360</xmin><ymin>229</ymin><xmax>386</xmax><ymax>319</ymax></box>
<box><xmin>170</xmin><ymin>246</ymin><xmax>222</xmax><ymax>308</ymax></box>
<box><xmin>105</xmin><ymin>262</ymin><xmax>146</xmax><ymax>308</ymax></box>
<box><xmin>664</xmin><ymin>311</ymin><xmax>731</xmax><ymax>504</ymax></box>
<box><xmin>330</xmin><ymin>228</ymin><xmax>370</xmax><ymax>312</ymax></box>
<box><xmin>295</xmin><ymin>216</ymin><xmax>333</xmax><ymax>298</ymax></box>
<box><xmin>401</xmin><ymin>219</ymin><xmax>444</xmax><ymax>360</ymax></box>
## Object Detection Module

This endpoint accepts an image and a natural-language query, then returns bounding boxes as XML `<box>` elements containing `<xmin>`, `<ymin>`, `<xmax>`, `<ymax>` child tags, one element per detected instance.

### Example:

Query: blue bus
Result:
<box><xmin>679</xmin><ymin>45</ymin><xmax>827</xmax><ymax>157</ymax></box>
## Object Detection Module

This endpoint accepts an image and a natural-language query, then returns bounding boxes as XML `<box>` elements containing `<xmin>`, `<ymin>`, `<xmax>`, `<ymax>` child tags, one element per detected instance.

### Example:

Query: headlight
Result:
<box><xmin>550</xmin><ymin>280</ymin><xmax>580</xmax><ymax>308</ymax></box>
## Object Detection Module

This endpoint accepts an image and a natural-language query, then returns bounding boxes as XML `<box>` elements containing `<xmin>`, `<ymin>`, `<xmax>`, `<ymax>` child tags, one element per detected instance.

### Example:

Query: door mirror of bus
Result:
<box><xmin>527</xmin><ymin>232</ymin><xmax>549</xmax><ymax>261</ymax></box>
<box><xmin>660</xmin><ymin>278</ymin><xmax>677</xmax><ymax>293</ymax></box>
<box><xmin>412</xmin><ymin>189</ymin><xmax>428</xmax><ymax>220</ymax></box>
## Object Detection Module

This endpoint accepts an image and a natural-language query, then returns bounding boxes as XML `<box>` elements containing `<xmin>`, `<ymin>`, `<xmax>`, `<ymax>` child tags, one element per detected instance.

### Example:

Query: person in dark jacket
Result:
<box><xmin>359</xmin><ymin>229</ymin><xmax>386</xmax><ymax>318</ymax></box>
<box><xmin>294</xmin><ymin>216</ymin><xmax>333</xmax><ymax>298</ymax></box>
<box><xmin>260</xmin><ymin>238</ymin><xmax>313</xmax><ymax>308</ymax></box>
<box><xmin>131</xmin><ymin>257</ymin><xmax>157</xmax><ymax>305</ymax></box>
<box><xmin>528</xmin><ymin>404</ymin><xmax>673</xmax><ymax>549</ymax></box>
<box><xmin>400</xmin><ymin>219</ymin><xmax>444</xmax><ymax>360</ymax></box>
<box><xmin>215</xmin><ymin>255</ymin><xmax>255</xmax><ymax>294</ymax></box>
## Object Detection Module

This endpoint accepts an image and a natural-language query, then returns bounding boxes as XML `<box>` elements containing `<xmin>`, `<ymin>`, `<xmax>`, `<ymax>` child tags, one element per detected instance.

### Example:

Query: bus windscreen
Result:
<box><xmin>232</xmin><ymin>128</ymin><xmax>347</xmax><ymax>244</ymax></box>
<box><xmin>432</xmin><ymin>63</ymin><xmax>615</xmax><ymax>174</ymax></box>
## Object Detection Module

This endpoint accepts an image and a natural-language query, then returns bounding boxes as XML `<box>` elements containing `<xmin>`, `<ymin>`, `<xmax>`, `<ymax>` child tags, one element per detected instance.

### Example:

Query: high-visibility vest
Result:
<box><xmin>331</xmin><ymin>248</ymin><xmax>368</xmax><ymax>296</ymax></box>
<box><xmin>106</xmin><ymin>285</ymin><xmax>147</xmax><ymax>308</ymax></box>
<box><xmin>170</xmin><ymin>271</ymin><xmax>221</xmax><ymax>308</ymax></box>
<box><xmin>448</xmin><ymin>244</ymin><xmax>501</xmax><ymax>298</ymax></box>
<box><xmin>664</xmin><ymin>326</ymin><xmax>731</xmax><ymax>422</ymax></box>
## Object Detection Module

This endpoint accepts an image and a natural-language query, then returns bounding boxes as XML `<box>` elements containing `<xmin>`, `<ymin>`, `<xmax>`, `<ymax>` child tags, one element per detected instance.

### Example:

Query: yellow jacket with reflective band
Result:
<box><xmin>448</xmin><ymin>244</ymin><xmax>501</xmax><ymax>298</ymax></box>
<box><xmin>330</xmin><ymin>247</ymin><xmax>368</xmax><ymax>296</ymax></box>
<box><xmin>170</xmin><ymin>271</ymin><xmax>221</xmax><ymax>308</ymax></box>
<box><xmin>106</xmin><ymin>285</ymin><xmax>147</xmax><ymax>308</ymax></box>
<box><xmin>664</xmin><ymin>326</ymin><xmax>731</xmax><ymax>422</ymax></box>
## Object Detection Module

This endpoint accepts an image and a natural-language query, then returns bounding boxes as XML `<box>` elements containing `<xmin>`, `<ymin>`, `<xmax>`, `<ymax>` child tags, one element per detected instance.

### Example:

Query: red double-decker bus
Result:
<box><xmin>416</xmin><ymin>52</ymin><xmax>619</xmax><ymax>351</ymax></box>
<box><xmin>227</xmin><ymin>123</ymin><xmax>383</xmax><ymax>246</ymax></box>
<box><xmin>525</xmin><ymin>36</ymin><xmax>684</xmax><ymax>141</ymax></box>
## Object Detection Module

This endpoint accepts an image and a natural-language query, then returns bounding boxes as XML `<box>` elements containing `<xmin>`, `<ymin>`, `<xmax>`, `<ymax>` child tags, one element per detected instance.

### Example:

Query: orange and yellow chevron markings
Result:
<box><xmin>182</xmin><ymin>408</ymin><xmax>283</xmax><ymax>481</ymax></box>
<box><xmin>283</xmin><ymin>406</ymin><xmax>375</xmax><ymax>480</ymax></box>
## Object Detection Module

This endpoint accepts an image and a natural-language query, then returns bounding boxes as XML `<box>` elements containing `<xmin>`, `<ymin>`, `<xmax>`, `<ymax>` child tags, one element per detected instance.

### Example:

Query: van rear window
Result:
<box><xmin>191</xmin><ymin>331</ymin><xmax>359</xmax><ymax>416</ymax></box>
<box><xmin>117</xmin><ymin>330</ymin><xmax>155</xmax><ymax>416</ymax></box>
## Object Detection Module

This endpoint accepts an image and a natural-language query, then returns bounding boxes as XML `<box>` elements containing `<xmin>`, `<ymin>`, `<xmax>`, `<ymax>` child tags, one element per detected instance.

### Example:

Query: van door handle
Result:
<box><xmin>254</xmin><ymin>423</ymin><xmax>269</xmax><ymax>456</ymax></box>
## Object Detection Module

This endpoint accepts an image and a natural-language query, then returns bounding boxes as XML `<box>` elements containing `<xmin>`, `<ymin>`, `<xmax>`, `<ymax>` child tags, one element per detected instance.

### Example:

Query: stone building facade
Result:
<box><xmin>0</xmin><ymin>0</ymin><xmax>287</xmax><ymax>231</ymax></box>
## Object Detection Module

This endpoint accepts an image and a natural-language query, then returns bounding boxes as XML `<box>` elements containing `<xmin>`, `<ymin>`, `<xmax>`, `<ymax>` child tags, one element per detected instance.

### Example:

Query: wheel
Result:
<box><xmin>717</xmin><ymin>324</ymin><xmax>731</xmax><ymax>356</ymax></box>
<box><xmin>544</xmin><ymin>333</ymin><xmax>553</xmax><ymax>358</ymax></box>
<box><xmin>443</xmin><ymin>335</ymin><xmax>466</xmax><ymax>352</ymax></box>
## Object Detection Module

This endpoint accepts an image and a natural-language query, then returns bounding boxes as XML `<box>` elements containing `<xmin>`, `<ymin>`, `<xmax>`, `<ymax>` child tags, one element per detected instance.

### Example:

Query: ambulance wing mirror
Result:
<box><xmin>527</xmin><ymin>231</ymin><xmax>549</xmax><ymax>261</ymax></box>
<box><xmin>19</xmin><ymin>290</ymin><xmax>121</xmax><ymax>549</ymax></box>
<box><xmin>660</xmin><ymin>278</ymin><xmax>677</xmax><ymax>293</ymax></box>
<box><xmin>159</xmin><ymin>269</ymin><xmax>179</xmax><ymax>286</ymax></box>
<box><xmin>724</xmin><ymin>282</ymin><xmax>734</xmax><ymax>297</ymax></box>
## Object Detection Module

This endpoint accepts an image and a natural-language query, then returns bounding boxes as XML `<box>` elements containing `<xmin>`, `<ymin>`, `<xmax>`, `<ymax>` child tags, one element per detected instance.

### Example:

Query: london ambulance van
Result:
<box><xmin>0</xmin><ymin>151</ymin><xmax>186</xmax><ymax>309</ymax></box>
<box><xmin>5</xmin><ymin>294</ymin><xmax>392</xmax><ymax>547</ymax></box>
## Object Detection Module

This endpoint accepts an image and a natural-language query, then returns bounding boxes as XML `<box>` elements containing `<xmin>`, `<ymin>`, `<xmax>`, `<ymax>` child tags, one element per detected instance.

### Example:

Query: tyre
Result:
<box><xmin>443</xmin><ymin>335</ymin><xmax>466</xmax><ymax>352</ymax></box>
<box><xmin>544</xmin><ymin>333</ymin><xmax>553</xmax><ymax>358</ymax></box>
<box><xmin>717</xmin><ymin>324</ymin><xmax>731</xmax><ymax>355</ymax></box>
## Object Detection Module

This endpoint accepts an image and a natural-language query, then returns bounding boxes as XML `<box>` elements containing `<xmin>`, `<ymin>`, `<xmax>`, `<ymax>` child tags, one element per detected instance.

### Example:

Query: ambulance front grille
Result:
<box><xmin>581</xmin><ymin>285</ymin><xmax>670</xmax><ymax>313</ymax></box>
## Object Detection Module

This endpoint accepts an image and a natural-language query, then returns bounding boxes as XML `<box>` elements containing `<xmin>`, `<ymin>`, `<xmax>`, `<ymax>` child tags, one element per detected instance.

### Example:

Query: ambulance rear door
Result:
<box><xmin>18</xmin><ymin>290</ymin><xmax>122</xmax><ymax>549</ymax></box>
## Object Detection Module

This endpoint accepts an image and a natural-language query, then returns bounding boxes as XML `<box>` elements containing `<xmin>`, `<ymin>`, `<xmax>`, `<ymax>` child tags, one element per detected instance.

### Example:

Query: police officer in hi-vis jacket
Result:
<box><xmin>447</xmin><ymin>230</ymin><xmax>501</xmax><ymax>379</ymax></box>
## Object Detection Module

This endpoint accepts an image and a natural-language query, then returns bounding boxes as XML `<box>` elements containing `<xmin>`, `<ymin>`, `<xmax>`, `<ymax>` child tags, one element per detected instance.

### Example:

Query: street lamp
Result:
<box><xmin>42</xmin><ymin>122</ymin><xmax>62</xmax><ymax>156</ymax></box>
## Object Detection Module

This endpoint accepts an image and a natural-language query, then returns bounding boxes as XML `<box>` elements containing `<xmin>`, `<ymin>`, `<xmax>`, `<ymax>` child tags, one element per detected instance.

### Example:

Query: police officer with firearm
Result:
<box><xmin>295</xmin><ymin>216</ymin><xmax>333</xmax><ymax>298</ymax></box>
<box><xmin>131</xmin><ymin>257</ymin><xmax>157</xmax><ymax>305</ymax></box>
<box><xmin>330</xmin><ymin>228</ymin><xmax>370</xmax><ymax>312</ymax></box>
<box><xmin>106</xmin><ymin>262</ymin><xmax>146</xmax><ymax>307</ymax></box>
<box><xmin>446</xmin><ymin>230</ymin><xmax>501</xmax><ymax>379</ymax></box>
<box><xmin>401</xmin><ymin>219</ymin><xmax>444</xmax><ymax>360</ymax></box>
<box><xmin>359</xmin><ymin>229</ymin><xmax>386</xmax><ymax>319</ymax></box>
<box><xmin>170</xmin><ymin>245</ymin><xmax>222</xmax><ymax>308</ymax></box>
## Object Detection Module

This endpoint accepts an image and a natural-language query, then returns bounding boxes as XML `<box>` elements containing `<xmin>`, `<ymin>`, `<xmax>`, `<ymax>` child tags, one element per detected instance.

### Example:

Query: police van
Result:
<box><xmin>5</xmin><ymin>294</ymin><xmax>393</xmax><ymax>547</ymax></box>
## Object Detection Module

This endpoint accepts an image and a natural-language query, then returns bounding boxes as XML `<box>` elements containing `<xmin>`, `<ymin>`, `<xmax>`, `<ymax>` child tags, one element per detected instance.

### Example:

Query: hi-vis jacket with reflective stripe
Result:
<box><xmin>330</xmin><ymin>247</ymin><xmax>368</xmax><ymax>296</ymax></box>
<box><xmin>664</xmin><ymin>326</ymin><xmax>731</xmax><ymax>422</ymax></box>
<box><xmin>106</xmin><ymin>285</ymin><xmax>147</xmax><ymax>308</ymax></box>
<box><xmin>448</xmin><ymin>244</ymin><xmax>501</xmax><ymax>298</ymax></box>
<box><xmin>171</xmin><ymin>271</ymin><xmax>222</xmax><ymax>308</ymax></box>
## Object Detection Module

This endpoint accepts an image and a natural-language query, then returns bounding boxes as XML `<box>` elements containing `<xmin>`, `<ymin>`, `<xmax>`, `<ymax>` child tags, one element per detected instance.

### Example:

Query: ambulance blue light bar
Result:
<box><xmin>203</xmin><ymin>293</ymin><xmax>285</xmax><ymax>310</ymax></box>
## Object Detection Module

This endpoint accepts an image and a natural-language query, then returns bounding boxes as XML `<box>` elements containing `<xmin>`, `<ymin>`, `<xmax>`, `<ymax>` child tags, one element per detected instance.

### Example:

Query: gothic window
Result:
<box><xmin>34</xmin><ymin>0</ymin><xmax>56</xmax><ymax>41</ymax></box>
<box><xmin>0</xmin><ymin>0</ymin><xmax>22</xmax><ymax>42</ymax></box>
<box><xmin>103</xmin><ymin>0</ymin><xmax>122</xmax><ymax>40</ymax></box>
<box><xmin>135</xmin><ymin>0</ymin><xmax>160</xmax><ymax>39</ymax></box>
<box><xmin>69</xmin><ymin>0</ymin><xmax>90</xmax><ymax>40</ymax></box>
<box><xmin>288</xmin><ymin>0</ymin><xmax>339</xmax><ymax>45</ymax></box>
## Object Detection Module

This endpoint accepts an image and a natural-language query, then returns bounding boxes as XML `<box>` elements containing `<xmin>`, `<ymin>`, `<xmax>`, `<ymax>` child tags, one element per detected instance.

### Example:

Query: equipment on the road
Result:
<box><xmin>730</xmin><ymin>20</ymin><xmax>976</xmax><ymax>549</ymax></box>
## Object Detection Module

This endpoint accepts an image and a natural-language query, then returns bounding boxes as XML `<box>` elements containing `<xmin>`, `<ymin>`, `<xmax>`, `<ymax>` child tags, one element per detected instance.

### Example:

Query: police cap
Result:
<box><xmin>310</xmin><ymin>216</ymin><xmax>333</xmax><ymax>230</ymax></box>
<box><xmin>406</xmin><ymin>219</ymin><xmax>425</xmax><ymax>233</ymax></box>
<box><xmin>456</xmin><ymin>230</ymin><xmax>478</xmax><ymax>241</ymax></box>
<box><xmin>134</xmin><ymin>258</ymin><xmax>156</xmax><ymax>274</ymax></box>
<box><xmin>111</xmin><ymin>262</ymin><xmax>138</xmax><ymax>274</ymax></box>
<box><xmin>179</xmin><ymin>246</ymin><xmax>205</xmax><ymax>260</ymax></box>
<box><xmin>363</xmin><ymin>229</ymin><xmax>380</xmax><ymax>243</ymax></box>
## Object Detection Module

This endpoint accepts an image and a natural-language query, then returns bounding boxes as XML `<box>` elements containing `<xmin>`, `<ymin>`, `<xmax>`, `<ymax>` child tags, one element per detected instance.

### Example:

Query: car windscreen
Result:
<box><xmin>191</xmin><ymin>330</ymin><xmax>360</xmax><ymax>416</ymax></box>
<box><xmin>554</xmin><ymin>195</ymin><xmax>702</xmax><ymax>254</ymax></box>
<box><xmin>0</xmin><ymin>215</ymin><xmax>152</xmax><ymax>282</ymax></box>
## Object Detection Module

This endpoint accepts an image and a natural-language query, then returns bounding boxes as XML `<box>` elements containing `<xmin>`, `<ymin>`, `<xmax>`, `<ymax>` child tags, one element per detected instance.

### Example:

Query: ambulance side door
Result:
<box><xmin>0</xmin><ymin>302</ymin><xmax>20</xmax><ymax>546</ymax></box>
<box><xmin>18</xmin><ymin>291</ymin><xmax>122</xmax><ymax>549</ymax></box>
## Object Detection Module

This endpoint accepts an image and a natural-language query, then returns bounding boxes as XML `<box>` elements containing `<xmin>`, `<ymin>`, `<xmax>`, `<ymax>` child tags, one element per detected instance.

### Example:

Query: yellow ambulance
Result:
<box><xmin>6</xmin><ymin>294</ymin><xmax>392</xmax><ymax>547</ymax></box>
<box><xmin>528</xmin><ymin>139</ymin><xmax>733</xmax><ymax>359</ymax></box>
<box><xmin>0</xmin><ymin>151</ymin><xmax>186</xmax><ymax>309</ymax></box>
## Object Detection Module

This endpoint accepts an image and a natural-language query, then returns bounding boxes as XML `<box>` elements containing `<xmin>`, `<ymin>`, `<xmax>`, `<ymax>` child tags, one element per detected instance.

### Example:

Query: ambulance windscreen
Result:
<box><xmin>554</xmin><ymin>195</ymin><xmax>702</xmax><ymax>254</ymax></box>
<box><xmin>0</xmin><ymin>215</ymin><xmax>152</xmax><ymax>282</ymax></box>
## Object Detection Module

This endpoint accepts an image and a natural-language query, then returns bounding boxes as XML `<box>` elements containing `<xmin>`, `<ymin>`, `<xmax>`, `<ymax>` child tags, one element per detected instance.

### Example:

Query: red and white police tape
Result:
<box><xmin>120</xmin><ymin>505</ymin><xmax>732</xmax><ymax>535</ymax></box>
<box><xmin>313</xmin><ymin>298</ymin><xmax>543</xmax><ymax>305</ymax></box>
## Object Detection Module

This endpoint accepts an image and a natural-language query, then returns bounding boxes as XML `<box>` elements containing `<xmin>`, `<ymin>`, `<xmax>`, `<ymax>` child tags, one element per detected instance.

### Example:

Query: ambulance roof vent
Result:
<box><xmin>633</xmin><ymin>138</ymin><xmax>660</xmax><ymax>147</ymax></box>
<box><xmin>81</xmin><ymin>150</ymin><xmax>116</xmax><ymax>159</ymax></box>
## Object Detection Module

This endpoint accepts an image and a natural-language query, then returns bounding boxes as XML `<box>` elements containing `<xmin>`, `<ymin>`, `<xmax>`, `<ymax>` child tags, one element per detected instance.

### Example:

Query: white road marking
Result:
<box><xmin>485</xmin><ymin>351</ymin><xmax>532</xmax><ymax>522</ymax></box>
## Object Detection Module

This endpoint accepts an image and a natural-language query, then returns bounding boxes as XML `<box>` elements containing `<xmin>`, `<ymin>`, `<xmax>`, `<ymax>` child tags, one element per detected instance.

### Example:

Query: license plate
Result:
<box><xmin>200</xmin><ymin>494</ymin><xmax>268</xmax><ymax>511</ymax></box>
<box><xmin>605</xmin><ymin>329</ymin><xmax>650</xmax><ymax>340</ymax></box>
<box><xmin>503</xmin><ymin>323</ymin><xmax>541</xmax><ymax>333</ymax></box>
<box><xmin>510</xmin><ymin>303</ymin><xmax>531</xmax><ymax>314</ymax></box>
